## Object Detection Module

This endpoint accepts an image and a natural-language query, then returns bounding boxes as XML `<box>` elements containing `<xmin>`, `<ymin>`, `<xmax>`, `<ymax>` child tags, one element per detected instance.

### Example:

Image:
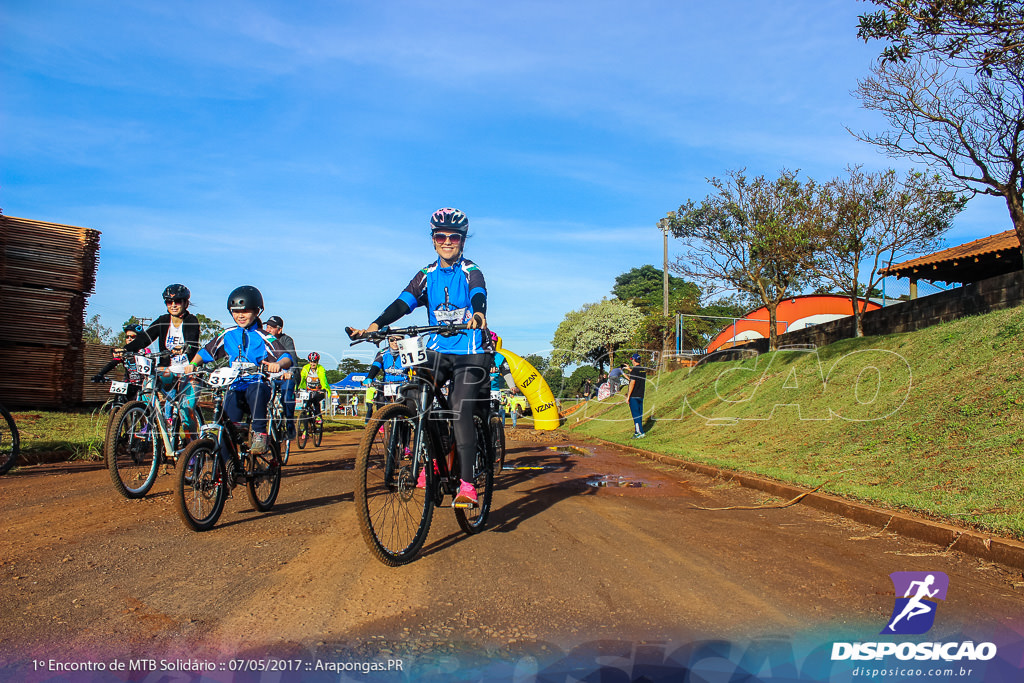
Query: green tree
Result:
<box><xmin>550</xmin><ymin>298</ymin><xmax>646</xmax><ymax>370</ymax></box>
<box><xmin>195</xmin><ymin>313</ymin><xmax>224</xmax><ymax>344</ymax></box>
<box><xmin>83</xmin><ymin>313</ymin><xmax>115</xmax><ymax>345</ymax></box>
<box><xmin>543</xmin><ymin>366</ymin><xmax>567</xmax><ymax>398</ymax></box>
<box><xmin>566</xmin><ymin>365</ymin><xmax>599</xmax><ymax>398</ymax></box>
<box><xmin>337</xmin><ymin>358</ymin><xmax>370</xmax><ymax>375</ymax></box>
<box><xmin>813</xmin><ymin>166</ymin><xmax>966</xmax><ymax>336</ymax></box>
<box><xmin>857</xmin><ymin>0</ymin><xmax>1024</xmax><ymax>74</ymax></box>
<box><xmin>667</xmin><ymin>169</ymin><xmax>821</xmax><ymax>351</ymax></box>
<box><xmin>611</xmin><ymin>265</ymin><xmax>701</xmax><ymax>316</ymax></box>
<box><xmin>522</xmin><ymin>354</ymin><xmax>549</xmax><ymax>375</ymax></box>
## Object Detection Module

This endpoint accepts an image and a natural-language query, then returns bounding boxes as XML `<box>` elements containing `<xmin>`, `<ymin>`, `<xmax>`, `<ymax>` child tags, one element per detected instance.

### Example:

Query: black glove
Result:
<box><xmin>91</xmin><ymin>374</ymin><xmax>105</xmax><ymax>383</ymax></box>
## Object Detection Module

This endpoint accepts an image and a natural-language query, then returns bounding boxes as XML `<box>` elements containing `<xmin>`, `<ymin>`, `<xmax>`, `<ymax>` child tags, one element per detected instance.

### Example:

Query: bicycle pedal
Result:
<box><xmin>452</xmin><ymin>501</ymin><xmax>476</xmax><ymax>509</ymax></box>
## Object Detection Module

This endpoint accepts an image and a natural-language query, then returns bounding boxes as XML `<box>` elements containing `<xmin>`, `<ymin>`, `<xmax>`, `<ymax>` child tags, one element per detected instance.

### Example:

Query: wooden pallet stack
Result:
<box><xmin>0</xmin><ymin>215</ymin><xmax>102</xmax><ymax>408</ymax></box>
<box><xmin>83</xmin><ymin>342</ymin><xmax>116</xmax><ymax>403</ymax></box>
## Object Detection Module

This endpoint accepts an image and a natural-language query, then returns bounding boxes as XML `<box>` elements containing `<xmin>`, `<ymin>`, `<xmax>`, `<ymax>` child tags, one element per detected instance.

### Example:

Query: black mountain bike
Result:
<box><xmin>346</xmin><ymin>324</ymin><xmax>496</xmax><ymax>566</ymax></box>
<box><xmin>266</xmin><ymin>371</ymin><xmax>292</xmax><ymax>465</ymax></box>
<box><xmin>174</xmin><ymin>363</ymin><xmax>282</xmax><ymax>531</ymax></box>
<box><xmin>295</xmin><ymin>390</ymin><xmax>324</xmax><ymax>449</ymax></box>
<box><xmin>0</xmin><ymin>402</ymin><xmax>20</xmax><ymax>476</ymax></box>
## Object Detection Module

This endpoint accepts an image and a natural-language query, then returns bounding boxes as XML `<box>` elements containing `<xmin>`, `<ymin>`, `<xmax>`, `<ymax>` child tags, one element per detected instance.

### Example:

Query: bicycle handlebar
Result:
<box><xmin>345</xmin><ymin>323</ymin><xmax>472</xmax><ymax>346</ymax></box>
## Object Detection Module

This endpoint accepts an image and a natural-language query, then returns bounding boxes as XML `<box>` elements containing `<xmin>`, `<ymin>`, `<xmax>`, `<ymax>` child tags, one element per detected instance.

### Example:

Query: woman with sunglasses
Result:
<box><xmin>123</xmin><ymin>284</ymin><xmax>202</xmax><ymax>432</ymax></box>
<box><xmin>350</xmin><ymin>208</ymin><xmax>489</xmax><ymax>506</ymax></box>
<box><xmin>92</xmin><ymin>322</ymin><xmax>149</xmax><ymax>400</ymax></box>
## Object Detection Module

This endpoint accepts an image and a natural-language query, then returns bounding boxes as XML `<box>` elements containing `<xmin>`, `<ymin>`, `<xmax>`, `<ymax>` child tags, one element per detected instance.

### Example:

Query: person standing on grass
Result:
<box><xmin>626</xmin><ymin>353</ymin><xmax>647</xmax><ymax>439</ymax></box>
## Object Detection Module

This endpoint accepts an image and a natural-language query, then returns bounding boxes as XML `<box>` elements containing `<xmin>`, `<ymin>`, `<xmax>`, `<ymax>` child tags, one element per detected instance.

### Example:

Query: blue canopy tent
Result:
<box><xmin>329</xmin><ymin>373</ymin><xmax>368</xmax><ymax>416</ymax></box>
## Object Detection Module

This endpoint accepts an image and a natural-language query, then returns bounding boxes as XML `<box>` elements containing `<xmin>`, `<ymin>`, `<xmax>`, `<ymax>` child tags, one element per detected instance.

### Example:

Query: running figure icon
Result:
<box><xmin>882</xmin><ymin>571</ymin><xmax>949</xmax><ymax>635</ymax></box>
<box><xmin>886</xmin><ymin>574</ymin><xmax>938</xmax><ymax>632</ymax></box>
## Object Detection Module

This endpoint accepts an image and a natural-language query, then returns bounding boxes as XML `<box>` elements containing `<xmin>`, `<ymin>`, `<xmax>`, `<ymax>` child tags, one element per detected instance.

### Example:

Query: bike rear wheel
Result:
<box><xmin>0</xmin><ymin>403</ymin><xmax>21</xmax><ymax>476</ymax></box>
<box><xmin>354</xmin><ymin>403</ymin><xmax>434</xmax><ymax>566</ymax></box>
<box><xmin>175</xmin><ymin>438</ymin><xmax>227</xmax><ymax>531</ymax></box>
<box><xmin>247</xmin><ymin>440</ymin><xmax>281</xmax><ymax>511</ymax></box>
<box><xmin>489</xmin><ymin>414</ymin><xmax>506</xmax><ymax>476</ymax></box>
<box><xmin>455</xmin><ymin>415</ymin><xmax>494</xmax><ymax>534</ymax></box>
<box><xmin>313</xmin><ymin>415</ymin><xmax>323</xmax><ymax>447</ymax></box>
<box><xmin>106</xmin><ymin>401</ymin><xmax>160</xmax><ymax>499</ymax></box>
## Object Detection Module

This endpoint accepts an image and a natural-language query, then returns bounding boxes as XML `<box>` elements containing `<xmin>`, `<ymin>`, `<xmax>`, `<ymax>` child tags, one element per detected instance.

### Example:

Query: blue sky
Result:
<box><xmin>1</xmin><ymin>0</ymin><xmax>1010</xmax><ymax>368</ymax></box>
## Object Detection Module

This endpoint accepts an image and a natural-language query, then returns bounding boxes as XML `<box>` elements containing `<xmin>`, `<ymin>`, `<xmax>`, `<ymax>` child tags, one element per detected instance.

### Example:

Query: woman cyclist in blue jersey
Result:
<box><xmin>363</xmin><ymin>334</ymin><xmax>410</xmax><ymax>417</ymax></box>
<box><xmin>350</xmin><ymin>207</ymin><xmax>489</xmax><ymax>506</ymax></box>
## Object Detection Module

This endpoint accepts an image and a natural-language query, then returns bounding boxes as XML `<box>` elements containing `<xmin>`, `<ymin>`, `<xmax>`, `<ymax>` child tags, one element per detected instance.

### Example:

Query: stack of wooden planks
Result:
<box><xmin>82</xmin><ymin>342</ymin><xmax>116</xmax><ymax>403</ymax></box>
<box><xmin>0</xmin><ymin>215</ymin><xmax>102</xmax><ymax>407</ymax></box>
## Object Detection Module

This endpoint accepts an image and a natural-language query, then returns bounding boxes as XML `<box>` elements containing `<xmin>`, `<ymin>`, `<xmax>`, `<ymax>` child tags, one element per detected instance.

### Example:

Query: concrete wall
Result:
<box><xmin>731</xmin><ymin>270</ymin><xmax>1023</xmax><ymax>354</ymax></box>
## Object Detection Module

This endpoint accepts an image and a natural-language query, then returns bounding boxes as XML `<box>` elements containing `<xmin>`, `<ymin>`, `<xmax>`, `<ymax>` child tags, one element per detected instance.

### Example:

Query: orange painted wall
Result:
<box><xmin>705</xmin><ymin>295</ymin><xmax>882</xmax><ymax>352</ymax></box>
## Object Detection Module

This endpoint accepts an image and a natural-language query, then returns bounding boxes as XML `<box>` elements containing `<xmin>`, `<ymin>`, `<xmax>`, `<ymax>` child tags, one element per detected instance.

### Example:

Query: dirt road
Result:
<box><xmin>2</xmin><ymin>429</ymin><xmax>1022</xmax><ymax>681</ymax></box>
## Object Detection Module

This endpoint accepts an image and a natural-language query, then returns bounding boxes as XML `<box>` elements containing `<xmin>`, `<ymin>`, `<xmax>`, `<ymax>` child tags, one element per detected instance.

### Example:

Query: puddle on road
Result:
<box><xmin>546</xmin><ymin>445</ymin><xmax>593</xmax><ymax>457</ymax></box>
<box><xmin>586</xmin><ymin>475</ymin><xmax>654</xmax><ymax>488</ymax></box>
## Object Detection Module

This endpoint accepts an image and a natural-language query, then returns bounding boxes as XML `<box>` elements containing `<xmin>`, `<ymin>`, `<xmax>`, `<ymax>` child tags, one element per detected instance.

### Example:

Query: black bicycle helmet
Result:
<box><xmin>226</xmin><ymin>285</ymin><xmax>264</xmax><ymax>313</ymax></box>
<box><xmin>123</xmin><ymin>322</ymin><xmax>144</xmax><ymax>334</ymax></box>
<box><xmin>429</xmin><ymin>207</ymin><xmax>469</xmax><ymax>235</ymax></box>
<box><xmin>162</xmin><ymin>283</ymin><xmax>191</xmax><ymax>302</ymax></box>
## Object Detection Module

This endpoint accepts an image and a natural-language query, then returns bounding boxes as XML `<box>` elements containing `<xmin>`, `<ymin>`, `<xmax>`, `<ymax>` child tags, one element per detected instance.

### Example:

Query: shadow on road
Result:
<box><xmin>417</xmin><ymin>450</ymin><xmax>594</xmax><ymax>557</ymax></box>
<box><xmin>281</xmin><ymin>456</ymin><xmax>354</xmax><ymax>478</ymax></box>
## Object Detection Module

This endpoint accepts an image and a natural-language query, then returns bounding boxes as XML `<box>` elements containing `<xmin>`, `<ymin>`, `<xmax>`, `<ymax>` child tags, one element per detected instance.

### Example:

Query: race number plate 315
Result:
<box><xmin>396</xmin><ymin>336</ymin><xmax>427</xmax><ymax>366</ymax></box>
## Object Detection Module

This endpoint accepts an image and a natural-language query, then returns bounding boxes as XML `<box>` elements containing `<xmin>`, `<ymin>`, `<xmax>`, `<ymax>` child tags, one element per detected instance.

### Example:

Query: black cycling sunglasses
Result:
<box><xmin>164</xmin><ymin>297</ymin><xmax>186</xmax><ymax>305</ymax></box>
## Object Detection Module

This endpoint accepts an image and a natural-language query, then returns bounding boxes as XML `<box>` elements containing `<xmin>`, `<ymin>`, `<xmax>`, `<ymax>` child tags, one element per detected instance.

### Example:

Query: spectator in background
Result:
<box><xmin>608</xmin><ymin>365</ymin><xmax>624</xmax><ymax>393</ymax></box>
<box><xmin>264</xmin><ymin>315</ymin><xmax>298</xmax><ymax>440</ymax></box>
<box><xmin>626</xmin><ymin>353</ymin><xmax>647</xmax><ymax>439</ymax></box>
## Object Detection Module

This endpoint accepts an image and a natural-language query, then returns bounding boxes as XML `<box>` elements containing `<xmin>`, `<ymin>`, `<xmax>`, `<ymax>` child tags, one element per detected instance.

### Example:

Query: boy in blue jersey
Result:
<box><xmin>350</xmin><ymin>208</ymin><xmax>489</xmax><ymax>506</ymax></box>
<box><xmin>188</xmin><ymin>285</ymin><xmax>292</xmax><ymax>457</ymax></box>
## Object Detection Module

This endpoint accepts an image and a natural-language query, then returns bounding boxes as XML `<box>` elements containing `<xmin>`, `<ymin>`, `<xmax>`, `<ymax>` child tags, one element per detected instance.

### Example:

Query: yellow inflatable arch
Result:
<box><xmin>494</xmin><ymin>336</ymin><xmax>560</xmax><ymax>430</ymax></box>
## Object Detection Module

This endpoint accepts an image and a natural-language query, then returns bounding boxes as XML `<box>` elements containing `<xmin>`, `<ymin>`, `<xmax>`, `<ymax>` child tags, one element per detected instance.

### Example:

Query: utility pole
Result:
<box><xmin>658</xmin><ymin>218</ymin><xmax>671</xmax><ymax>369</ymax></box>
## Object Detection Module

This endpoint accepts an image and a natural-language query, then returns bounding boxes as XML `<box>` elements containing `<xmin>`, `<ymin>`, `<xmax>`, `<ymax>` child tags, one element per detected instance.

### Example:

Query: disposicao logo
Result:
<box><xmin>831</xmin><ymin>570</ymin><xmax>997</xmax><ymax>663</ymax></box>
<box><xmin>882</xmin><ymin>571</ymin><xmax>948</xmax><ymax>635</ymax></box>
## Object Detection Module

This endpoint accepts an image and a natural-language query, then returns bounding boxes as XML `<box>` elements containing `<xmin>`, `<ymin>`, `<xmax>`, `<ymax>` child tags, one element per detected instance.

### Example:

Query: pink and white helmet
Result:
<box><xmin>429</xmin><ymin>208</ymin><xmax>468</xmax><ymax>235</ymax></box>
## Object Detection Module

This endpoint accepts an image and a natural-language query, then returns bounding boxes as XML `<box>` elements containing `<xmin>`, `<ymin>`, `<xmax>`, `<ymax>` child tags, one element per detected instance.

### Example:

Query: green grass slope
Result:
<box><xmin>568</xmin><ymin>305</ymin><xmax>1024</xmax><ymax>540</ymax></box>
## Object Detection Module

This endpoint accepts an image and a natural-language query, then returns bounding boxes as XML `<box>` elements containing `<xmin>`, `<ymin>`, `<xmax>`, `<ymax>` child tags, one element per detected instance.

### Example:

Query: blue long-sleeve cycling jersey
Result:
<box><xmin>367</xmin><ymin>349</ymin><xmax>409</xmax><ymax>384</ymax></box>
<box><xmin>199</xmin><ymin>323</ymin><xmax>292</xmax><ymax>389</ymax></box>
<box><xmin>396</xmin><ymin>256</ymin><xmax>487</xmax><ymax>355</ymax></box>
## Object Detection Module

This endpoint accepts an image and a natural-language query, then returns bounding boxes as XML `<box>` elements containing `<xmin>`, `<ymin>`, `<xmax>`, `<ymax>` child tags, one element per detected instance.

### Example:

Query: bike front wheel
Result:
<box><xmin>489</xmin><ymin>414</ymin><xmax>506</xmax><ymax>477</ymax></box>
<box><xmin>354</xmin><ymin>403</ymin><xmax>434</xmax><ymax>566</ymax></box>
<box><xmin>0</xmin><ymin>403</ymin><xmax>21</xmax><ymax>475</ymax></box>
<box><xmin>106</xmin><ymin>401</ymin><xmax>160</xmax><ymax>498</ymax></box>
<box><xmin>175</xmin><ymin>438</ymin><xmax>227</xmax><ymax>531</ymax></box>
<box><xmin>313</xmin><ymin>416</ymin><xmax>323</xmax><ymax>447</ymax></box>
<box><xmin>455</xmin><ymin>414</ymin><xmax>494</xmax><ymax>535</ymax></box>
<box><xmin>247</xmin><ymin>440</ymin><xmax>281</xmax><ymax>512</ymax></box>
<box><xmin>296</xmin><ymin>414</ymin><xmax>308</xmax><ymax>450</ymax></box>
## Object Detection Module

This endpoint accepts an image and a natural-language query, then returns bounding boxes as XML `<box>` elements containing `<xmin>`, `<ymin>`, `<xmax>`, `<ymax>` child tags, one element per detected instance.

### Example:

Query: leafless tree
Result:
<box><xmin>852</xmin><ymin>56</ymin><xmax>1024</xmax><ymax>262</ymax></box>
